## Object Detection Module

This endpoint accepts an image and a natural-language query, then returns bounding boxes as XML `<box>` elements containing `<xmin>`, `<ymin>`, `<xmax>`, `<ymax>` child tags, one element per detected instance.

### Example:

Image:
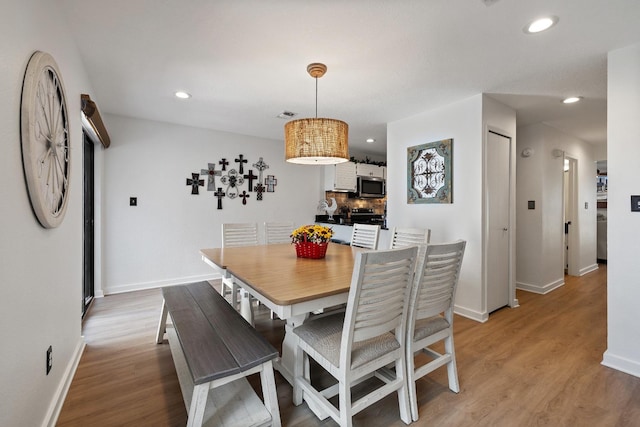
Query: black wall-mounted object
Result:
<box><xmin>528</xmin><ymin>200</ymin><xmax>535</xmax><ymax>210</ymax></box>
<box><xmin>631</xmin><ymin>195</ymin><xmax>640</xmax><ymax>212</ymax></box>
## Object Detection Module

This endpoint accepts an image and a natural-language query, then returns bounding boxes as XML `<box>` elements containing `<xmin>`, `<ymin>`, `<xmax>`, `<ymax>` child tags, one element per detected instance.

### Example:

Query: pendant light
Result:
<box><xmin>284</xmin><ymin>63</ymin><xmax>349</xmax><ymax>164</ymax></box>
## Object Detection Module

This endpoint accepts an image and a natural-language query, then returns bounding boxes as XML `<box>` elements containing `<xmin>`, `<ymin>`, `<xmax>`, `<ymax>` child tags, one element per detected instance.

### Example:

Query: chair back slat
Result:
<box><xmin>221</xmin><ymin>223</ymin><xmax>259</xmax><ymax>248</ymax></box>
<box><xmin>410</xmin><ymin>241</ymin><xmax>466</xmax><ymax>322</ymax></box>
<box><xmin>264</xmin><ymin>221</ymin><xmax>294</xmax><ymax>244</ymax></box>
<box><xmin>350</xmin><ymin>223</ymin><xmax>381</xmax><ymax>249</ymax></box>
<box><xmin>343</xmin><ymin>247</ymin><xmax>418</xmax><ymax>346</ymax></box>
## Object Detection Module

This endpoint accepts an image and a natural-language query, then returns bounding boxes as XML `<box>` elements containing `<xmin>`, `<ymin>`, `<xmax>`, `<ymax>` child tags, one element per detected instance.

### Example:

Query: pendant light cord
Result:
<box><xmin>315</xmin><ymin>77</ymin><xmax>318</xmax><ymax>118</ymax></box>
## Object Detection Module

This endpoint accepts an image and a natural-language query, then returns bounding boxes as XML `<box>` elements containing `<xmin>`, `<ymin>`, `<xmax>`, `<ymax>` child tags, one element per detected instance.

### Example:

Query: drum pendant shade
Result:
<box><xmin>285</xmin><ymin>63</ymin><xmax>349</xmax><ymax>165</ymax></box>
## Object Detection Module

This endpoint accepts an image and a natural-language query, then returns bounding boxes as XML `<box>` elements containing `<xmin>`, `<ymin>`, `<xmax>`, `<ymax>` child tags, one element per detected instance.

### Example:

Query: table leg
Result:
<box><xmin>278</xmin><ymin>315</ymin><xmax>331</xmax><ymax>421</ymax></box>
<box><xmin>275</xmin><ymin>314</ymin><xmax>306</xmax><ymax>384</ymax></box>
<box><xmin>240</xmin><ymin>288</ymin><xmax>255</xmax><ymax>326</ymax></box>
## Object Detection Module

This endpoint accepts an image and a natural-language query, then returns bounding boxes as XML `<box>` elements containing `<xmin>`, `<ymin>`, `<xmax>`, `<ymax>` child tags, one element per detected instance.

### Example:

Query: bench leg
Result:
<box><xmin>187</xmin><ymin>383</ymin><xmax>209</xmax><ymax>427</ymax></box>
<box><xmin>260</xmin><ymin>360</ymin><xmax>282</xmax><ymax>427</ymax></box>
<box><xmin>155</xmin><ymin>299</ymin><xmax>168</xmax><ymax>344</ymax></box>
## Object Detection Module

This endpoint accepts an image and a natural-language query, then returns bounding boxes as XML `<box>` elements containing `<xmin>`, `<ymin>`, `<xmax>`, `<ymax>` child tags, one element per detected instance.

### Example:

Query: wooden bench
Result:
<box><xmin>156</xmin><ymin>281</ymin><xmax>281</xmax><ymax>427</ymax></box>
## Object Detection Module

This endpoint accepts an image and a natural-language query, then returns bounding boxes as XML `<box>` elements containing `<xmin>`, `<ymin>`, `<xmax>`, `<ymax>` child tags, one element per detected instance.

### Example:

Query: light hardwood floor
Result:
<box><xmin>57</xmin><ymin>265</ymin><xmax>640</xmax><ymax>426</ymax></box>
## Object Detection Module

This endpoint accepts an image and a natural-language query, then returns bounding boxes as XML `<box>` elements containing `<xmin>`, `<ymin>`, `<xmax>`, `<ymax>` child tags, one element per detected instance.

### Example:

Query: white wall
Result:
<box><xmin>0</xmin><ymin>1</ymin><xmax>94</xmax><ymax>425</ymax></box>
<box><xmin>101</xmin><ymin>114</ymin><xmax>323</xmax><ymax>294</ymax></box>
<box><xmin>388</xmin><ymin>95</ymin><xmax>485</xmax><ymax>320</ymax></box>
<box><xmin>603</xmin><ymin>42</ymin><xmax>640</xmax><ymax>378</ymax></box>
<box><xmin>593</xmin><ymin>143</ymin><xmax>607</xmax><ymax>161</ymax></box>
<box><xmin>516</xmin><ymin>123</ymin><xmax>598</xmax><ymax>293</ymax></box>
<box><xmin>388</xmin><ymin>95</ymin><xmax>517</xmax><ymax>322</ymax></box>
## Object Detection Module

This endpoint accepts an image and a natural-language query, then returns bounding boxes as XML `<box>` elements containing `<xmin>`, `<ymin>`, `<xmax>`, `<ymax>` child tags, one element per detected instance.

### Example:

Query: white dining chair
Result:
<box><xmin>292</xmin><ymin>246</ymin><xmax>418</xmax><ymax>427</ymax></box>
<box><xmin>264</xmin><ymin>221</ymin><xmax>294</xmax><ymax>244</ymax></box>
<box><xmin>263</xmin><ymin>221</ymin><xmax>294</xmax><ymax>319</ymax></box>
<box><xmin>390</xmin><ymin>226</ymin><xmax>431</xmax><ymax>261</ymax></box>
<box><xmin>220</xmin><ymin>223</ymin><xmax>259</xmax><ymax>311</ymax></box>
<box><xmin>350</xmin><ymin>223</ymin><xmax>380</xmax><ymax>249</ymax></box>
<box><xmin>406</xmin><ymin>240</ymin><xmax>466</xmax><ymax>421</ymax></box>
<box><xmin>390</xmin><ymin>227</ymin><xmax>431</xmax><ymax>248</ymax></box>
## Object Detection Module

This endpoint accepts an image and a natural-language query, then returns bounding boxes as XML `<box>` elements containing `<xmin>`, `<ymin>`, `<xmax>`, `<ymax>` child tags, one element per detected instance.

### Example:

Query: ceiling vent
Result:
<box><xmin>277</xmin><ymin>111</ymin><xmax>297</xmax><ymax>119</ymax></box>
<box><xmin>481</xmin><ymin>0</ymin><xmax>501</xmax><ymax>6</ymax></box>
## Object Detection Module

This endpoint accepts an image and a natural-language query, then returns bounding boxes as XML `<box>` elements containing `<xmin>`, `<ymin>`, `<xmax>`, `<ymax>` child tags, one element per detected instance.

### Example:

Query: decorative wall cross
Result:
<box><xmin>254</xmin><ymin>183</ymin><xmax>265</xmax><ymax>201</ymax></box>
<box><xmin>184</xmin><ymin>154</ymin><xmax>278</xmax><ymax>208</ymax></box>
<box><xmin>265</xmin><ymin>175</ymin><xmax>278</xmax><ymax>192</ymax></box>
<box><xmin>252</xmin><ymin>157</ymin><xmax>269</xmax><ymax>184</ymax></box>
<box><xmin>243</xmin><ymin>170</ymin><xmax>258</xmax><ymax>191</ymax></box>
<box><xmin>186</xmin><ymin>173</ymin><xmax>204</xmax><ymax>195</ymax></box>
<box><xmin>235</xmin><ymin>154</ymin><xmax>248</xmax><ymax>174</ymax></box>
<box><xmin>240</xmin><ymin>190</ymin><xmax>250</xmax><ymax>205</ymax></box>
<box><xmin>220</xmin><ymin>169</ymin><xmax>244</xmax><ymax>199</ymax></box>
<box><xmin>214</xmin><ymin>187</ymin><xmax>226</xmax><ymax>209</ymax></box>
<box><xmin>201</xmin><ymin>163</ymin><xmax>222</xmax><ymax>191</ymax></box>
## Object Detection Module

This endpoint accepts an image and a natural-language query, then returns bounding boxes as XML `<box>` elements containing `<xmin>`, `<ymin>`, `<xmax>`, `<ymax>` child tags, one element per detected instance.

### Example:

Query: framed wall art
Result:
<box><xmin>407</xmin><ymin>138</ymin><xmax>453</xmax><ymax>204</ymax></box>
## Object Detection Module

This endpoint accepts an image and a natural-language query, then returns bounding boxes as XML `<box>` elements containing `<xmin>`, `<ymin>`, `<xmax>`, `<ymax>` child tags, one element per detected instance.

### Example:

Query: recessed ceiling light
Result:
<box><xmin>366</xmin><ymin>138</ymin><xmax>375</xmax><ymax>144</ymax></box>
<box><xmin>563</xmin><ymin>96</ymin><xmax>582</xmax><ymax>104</ymax></box>
<box><xmin>175</xmin><ymin>91</ymin><xmax>191</xmax><ymax>99</ymax></box>
<box><xmin>524</xmin><ymin>16</ymin><xmax>558</xmax><ymax>34</ymax></box>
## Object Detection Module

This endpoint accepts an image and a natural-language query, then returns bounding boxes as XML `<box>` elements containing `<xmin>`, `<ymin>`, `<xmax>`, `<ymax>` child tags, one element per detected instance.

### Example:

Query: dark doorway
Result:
<box><xmin>83</xmin><ymin>131</ymin><xmax>95</xmax><ymax>317</ymax></box>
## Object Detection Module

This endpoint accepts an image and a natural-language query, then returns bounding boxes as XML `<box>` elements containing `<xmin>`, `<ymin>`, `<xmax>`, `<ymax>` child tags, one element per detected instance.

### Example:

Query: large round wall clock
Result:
<box><xmin>20</xmin><ymin>51</ymin><xmax>71</xmax><ymax>228</ymax></box>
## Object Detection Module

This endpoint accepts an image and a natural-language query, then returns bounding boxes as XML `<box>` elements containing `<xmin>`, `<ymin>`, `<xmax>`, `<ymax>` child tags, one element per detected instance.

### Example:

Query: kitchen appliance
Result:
<box><xmin>350</xmin><ymin>208</ymin><xmax>385</xmax><ymax>225</ymax></box>
<box><xmin>351</xmin><ymin>175</ymin><xmax>385</xmax><ymax>198</ymax></box>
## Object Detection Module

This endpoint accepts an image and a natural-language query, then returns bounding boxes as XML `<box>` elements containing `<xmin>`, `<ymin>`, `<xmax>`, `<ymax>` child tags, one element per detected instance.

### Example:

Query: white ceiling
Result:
<box><xmin>59</xmin><ymin>0</ymin><xmax>640</xmax><ymax>156</ymax></box>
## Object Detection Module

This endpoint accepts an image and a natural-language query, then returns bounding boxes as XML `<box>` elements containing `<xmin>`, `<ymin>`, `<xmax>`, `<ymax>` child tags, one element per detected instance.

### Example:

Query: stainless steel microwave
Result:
<box><xmin>353</xmin><ymin>175</ymin><xmax>386</xmax><ymax>198</ymax></box>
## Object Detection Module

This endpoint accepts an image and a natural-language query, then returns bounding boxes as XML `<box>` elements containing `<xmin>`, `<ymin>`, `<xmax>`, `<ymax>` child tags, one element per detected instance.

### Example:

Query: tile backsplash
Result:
<box><xmin>324</xmin><ymin>192</ymin><xmax>386</xmax><ymax>216</ymax></box>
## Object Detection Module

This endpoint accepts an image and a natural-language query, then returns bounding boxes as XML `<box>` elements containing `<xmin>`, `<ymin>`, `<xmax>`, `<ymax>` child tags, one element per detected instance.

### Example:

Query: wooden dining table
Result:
<box><xmin>200</xmin><ymin>242</ymin><xmax>363</xmax><ymax>384</ymax></box>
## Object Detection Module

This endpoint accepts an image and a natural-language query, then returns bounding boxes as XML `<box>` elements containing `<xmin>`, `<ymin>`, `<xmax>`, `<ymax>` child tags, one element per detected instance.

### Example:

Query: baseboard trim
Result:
<box><xmin>454</xmin><ymin>304</ymin><xmax>488</xmax><ymax>323</ymax></box>
<box><xmin>103</xmin><ymin>273</ymin><xmax>221</xmax><ymax>295</ymax></box>
<box><xmin>579</xmin><ymin>263</ymin><xmax>599</xmax><ymax>276</ymax></box>
<box><xmin>516</xmin><ymin>278</ymin><xmax>564</xmax><ymax>295</ymax></box>
<box><xmin>43</xmin><ymin>337</ymin><xmax>85</xmax><ymax>427</ymax></box>
<box><xmin>602</xmin><ymin>350</ymin><xmax>640</xmax><ymax>379</ymax></box>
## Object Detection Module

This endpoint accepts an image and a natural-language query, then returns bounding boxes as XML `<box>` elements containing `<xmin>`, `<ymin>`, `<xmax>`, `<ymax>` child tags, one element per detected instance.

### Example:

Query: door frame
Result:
<box><xmin>482</xmin><ymin>127</ymin><xmax>518</xmax><ymax>320</ymax></box>
<box><xmin>563</xmin><ymin>154</ymin><xmax>580</xmax><ymax>276</ymax></box>
<box><xmin>82</xmin><ymin>131</ymin><xmax>96</xmax><ymax>317</ymax></box>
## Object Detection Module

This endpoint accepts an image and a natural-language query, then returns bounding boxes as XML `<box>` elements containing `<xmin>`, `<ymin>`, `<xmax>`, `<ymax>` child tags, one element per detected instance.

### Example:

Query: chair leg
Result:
<box><xmin>444</xmin><ymin>335</ymin><xmax>460</xmax><ymax>393</ymax></box>
<box><xmin>395</xmin><ymin>356</ymin><xmax>412</xmax><ymax>425</ymax></box>
<box><xmin>292</xmin><ymin>345</ymin><xmax>304</xmax><ymax>406</ymax></box>
<box><xmin>338</xmin><ymin>380</ymin><xmax>353</xmax><ymax>427</ymax></box>
<box><xmin>406</xmin><ymin>346</ymin><xmax>420</xmax><ymax>422</ymax></box>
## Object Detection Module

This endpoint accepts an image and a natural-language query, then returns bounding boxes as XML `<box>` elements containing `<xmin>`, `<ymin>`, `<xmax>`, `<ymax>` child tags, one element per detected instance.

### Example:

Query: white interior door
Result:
<box><xmin>486</xmin><ymin>131</ymin><xmax>511</xmax><ymax>313</ymax></box>
<box><xmin>563</xmin><ymin>156</ymin><xmax>579</xmax><ymax>276</ymax></box>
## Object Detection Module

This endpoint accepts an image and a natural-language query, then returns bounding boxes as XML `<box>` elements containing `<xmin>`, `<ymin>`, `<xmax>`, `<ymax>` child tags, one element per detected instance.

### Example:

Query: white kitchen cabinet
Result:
<box><xmin>356</xmin><ymin>163</ymin><xmax>385</xmax><ymax>179</ymax></box>
<box><xmin>325</xmin><ymin>162</ymin><xmax>357</xmax><ymax>192</ymax></box>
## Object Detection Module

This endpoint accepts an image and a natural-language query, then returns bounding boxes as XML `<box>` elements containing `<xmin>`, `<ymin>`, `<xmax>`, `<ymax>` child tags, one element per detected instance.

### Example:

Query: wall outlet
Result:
<box><xmin>46</xmin><ymin>345</ymin><xmax>52</xmax><ymax>375</ymax></box>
